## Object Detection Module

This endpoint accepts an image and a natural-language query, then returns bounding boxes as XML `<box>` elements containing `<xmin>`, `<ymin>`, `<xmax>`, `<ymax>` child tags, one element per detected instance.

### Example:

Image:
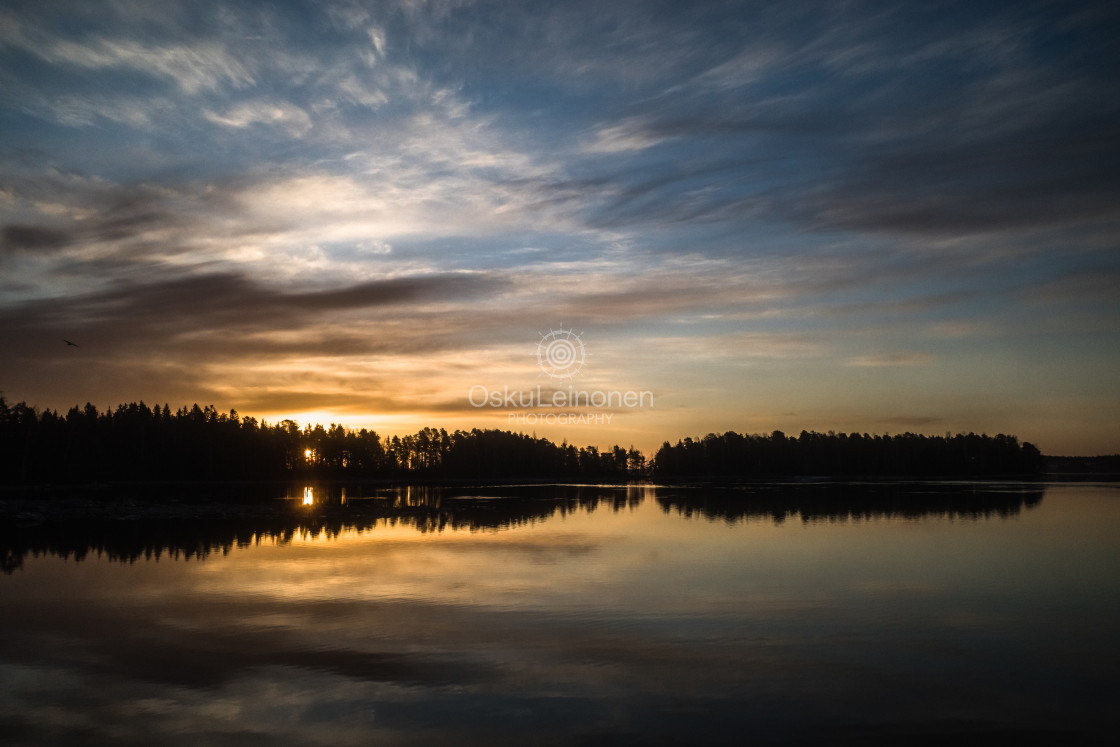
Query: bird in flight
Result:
<box><xmin>63</xmin><ymin>339</ymin><xmax>79</xmax><ymax>347</ymax></box>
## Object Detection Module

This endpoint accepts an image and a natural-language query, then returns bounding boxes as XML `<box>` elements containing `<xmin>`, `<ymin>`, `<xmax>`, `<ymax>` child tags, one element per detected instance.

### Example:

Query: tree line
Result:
<box><xmin>651</xmin><ymin>429</ymin><xmax>1043</xmax><ymax>478</ymax></box>
<box><xmin>0</xmin><ymin>397</ymin><xmax>643</xmax><ymax>484</ymax></box>
<box><xmin>1</xmin><ymin>396</ymin><xmax>1044</xmax><ymax>484</ymax></box>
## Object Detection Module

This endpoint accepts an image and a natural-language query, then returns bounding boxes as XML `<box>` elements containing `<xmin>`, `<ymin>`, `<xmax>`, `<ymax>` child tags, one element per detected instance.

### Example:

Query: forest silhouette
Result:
<box><xmin>0</xmin><ymin>396</ymin><xmax>1043</xmax><ymax>484</ymax></box>
<box><xmin>0</xmin><ymin>398</ymin><xmax>641</xmax><ymax>483</ymax></box>
<box><xmin>652</xmin><ymin>429</ymin><xmax>1043</xmax><ymax>479</ymax></box>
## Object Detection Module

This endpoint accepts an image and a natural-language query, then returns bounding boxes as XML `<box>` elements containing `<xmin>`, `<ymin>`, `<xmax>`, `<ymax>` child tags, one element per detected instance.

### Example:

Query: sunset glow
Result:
<box><xmin>1</xmin><ymin>1</ymin><xmax>1117</xmax><ymax>455</ymax></box>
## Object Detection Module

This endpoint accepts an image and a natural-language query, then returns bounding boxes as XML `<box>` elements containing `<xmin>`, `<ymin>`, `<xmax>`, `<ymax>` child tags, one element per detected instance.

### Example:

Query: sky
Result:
<box><xmin>1</xmin><ymin>0</ymin><xmax>1118</xmax><ymax>457</ymax></box>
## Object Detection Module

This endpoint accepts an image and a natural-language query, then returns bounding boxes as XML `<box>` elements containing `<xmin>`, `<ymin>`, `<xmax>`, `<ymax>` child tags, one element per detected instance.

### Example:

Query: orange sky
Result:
<box><xmin>1</xmin><ymin>1</ymin><xmax>1118</xmax><ymax>457</ymax></box>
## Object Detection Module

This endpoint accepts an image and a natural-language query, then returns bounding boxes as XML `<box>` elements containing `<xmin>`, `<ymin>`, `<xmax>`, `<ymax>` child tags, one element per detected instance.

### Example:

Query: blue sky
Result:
<box><xmin>1</xmin><ymin>0</ymin><xmax>1117</xmax><ymax>455</ymax></box>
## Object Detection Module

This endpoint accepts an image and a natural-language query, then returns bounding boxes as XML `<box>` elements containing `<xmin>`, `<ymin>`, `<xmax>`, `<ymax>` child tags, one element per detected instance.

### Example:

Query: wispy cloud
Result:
<box><xmin>1</xmin><ymin>0</ymin><xmax>1117</xmax><ymax>453</ymax></box>
<box><xmin>847</xmin><ymin>353</ymin><xmax>937</xmax><ymax>368</ymax></box>
<box><xmin>0</xmin><ymin>8</ymin><xmax>254</xmax><ymax>92</ymax></box>
<box><xmin>205</xmin><ymin>100</ymin><xmax>313</xmax><ymax>137</ymax></box>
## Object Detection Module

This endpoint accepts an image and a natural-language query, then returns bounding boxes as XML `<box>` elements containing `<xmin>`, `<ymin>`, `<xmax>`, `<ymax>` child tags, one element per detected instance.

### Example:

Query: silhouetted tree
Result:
<box><xmin>0</xmin><ymin>396</ymin><xmax>648</xmax><ymax>484</ymax></box>
<box><xmin>651</xmin><ymin>429</ymin><xmax>1043</xmax><ymax>479</ymax></box>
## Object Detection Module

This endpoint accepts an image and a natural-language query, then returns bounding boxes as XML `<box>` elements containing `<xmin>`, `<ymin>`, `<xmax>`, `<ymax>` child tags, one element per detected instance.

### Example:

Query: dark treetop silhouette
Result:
<box><xmin>0</xmin><ymin>396</ymin><xmax>1044</xmax><ymax>485</ymax></box>
<box><xmin>0</xmin><ymin>398</ymin><xmax>642</xmax><ymax>484</ymax></box>
<box><xmin>651</xmin><ymin>429</ymin><xmax>1043</xmax><ymax>479</ymax></box>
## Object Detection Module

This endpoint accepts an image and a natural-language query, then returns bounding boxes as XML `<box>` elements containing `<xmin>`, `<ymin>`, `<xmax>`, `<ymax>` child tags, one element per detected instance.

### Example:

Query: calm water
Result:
<box><xmin>1</xmin><ymin>482</ymin><xmax>1118</xmax><ymax>745</ymax></box>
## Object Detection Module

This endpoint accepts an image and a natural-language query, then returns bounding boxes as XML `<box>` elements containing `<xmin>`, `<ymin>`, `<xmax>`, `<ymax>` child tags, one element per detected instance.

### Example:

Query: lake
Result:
<box><xmin>1</xmin><ymin>482</ymin><xmax>1117</xmax><ymax>745</ymax></box>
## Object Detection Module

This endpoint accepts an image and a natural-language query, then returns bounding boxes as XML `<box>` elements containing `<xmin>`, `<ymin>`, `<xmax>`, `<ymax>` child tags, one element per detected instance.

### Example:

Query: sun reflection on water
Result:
<box><xmin>303</xmin><ymin>486</ymin><xmax>314</xmax><ymax>505</ymax></box>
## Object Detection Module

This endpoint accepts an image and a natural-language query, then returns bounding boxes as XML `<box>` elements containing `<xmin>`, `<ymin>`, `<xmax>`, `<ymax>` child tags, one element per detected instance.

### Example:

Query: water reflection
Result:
<box><xmin>659</xmin><ymin>481</ymin><xmax>1045</xmax><ymax>523</ymax></box>
<box><xmin>0</xmin><ymin>482</ymin><xmax>1115</xmax><ymax>745</ymax></box>
<box><xmin>285</xmin><ymin>482</ymin><xmax>660</xmax><ymax>509</ymax></box>
<box><xmin>2</xmin><ymin>482</ymin><xmax>1042</xmax><ymax>573</ymax></box>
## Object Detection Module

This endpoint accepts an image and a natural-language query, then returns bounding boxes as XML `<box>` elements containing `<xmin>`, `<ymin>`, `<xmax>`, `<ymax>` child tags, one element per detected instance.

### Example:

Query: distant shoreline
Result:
<box><xmin>1</xmin><ymin>457</ymin><xmax>1115</xmax><ymax>521</ymax></box>
<box><xmin>0</xmin><ymin>473</ymin><xmax>1070</xmax><ymax>495</ymax></box>
<box><xmin>1</xmin><ymin>469</ymin><xmax>1115</xmax><ymax>504</ymax></box>
<box><xmin>1042</xmin><ymin>455</ymin><xmax>1120</xmax><ymax>480</ymax></box>
<box><xmin>4</xmin><ymin>465</ymin><xmax>1120</xmax><ymax>495</ymax></box>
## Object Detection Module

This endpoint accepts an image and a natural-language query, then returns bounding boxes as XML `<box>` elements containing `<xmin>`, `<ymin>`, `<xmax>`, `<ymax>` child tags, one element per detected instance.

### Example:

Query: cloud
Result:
<box><xmin>358</xmin><ymin>239</ymin><xmax>392</xmax><ymax>255</ymax></box>
<box><xmin>0</xmin><ymin>152</ymin><xmax>579</xmax><ymax>285</ymax></box>
<box><xmin>1</xmin><ymin>225</ymin><xmax>71</xmax><ymax>253</ymax></box>
<box><xmin>847</xmin><ymin>353</ymin><xmax>936</xmax><ymax>367</ymax></box>
<box><xmin>544</xmin><ymin>2</ymin><xmax>1120</xmax><ymax>244</ymax></box>
<box><xmin>48</xmin><ymin>38</ymin><xmax>254</xmax><ymax>93</ymax></box>
<box><xmin>686</xmin><ymin>46</ymin><xmax>786</xmax><ymax>92</ymax></box>
<box><xmin>580</xmin><ymin>121</ymin><xmax>668</xmax><ymax>155</ymax></box>
<box><xmin>0</xmin><ymin>7</ymin><xmax>254</xmax><ymax>94</ymax></box>
<box><xmin>0</xmin><ymin>0</ymin><xmax>1117</xmax><ymax>453</ymax></box>
<box><xmin>6</xmin><ymin>91</ymin><xmax>174</xmax><ymax>129</ymax></box>
<box><xmin>785</xmin><ymin>118</ymin><xmax>1120</xmax><ymax>236</ymax></box>
<box><xmin>205</xmin><ymin>100</ymin><xmax>314</xmax><ymax>137</ymax></box>
<box><xmin>1</xmin><ymin>270</ymin><xmax>506</xmax><ymax>337</ymax></box>
<box><xmin>875</xmin><ymin>415</ymin><xmax>944</xmax><ymax>428</ymax></box>
<box><xmin>927</xmin><ymin>321</ymin><xmax>995</xmax><ymax>339</ymax></box>
<box><xmin>0</xmin><ymin>264</ymin><xmax>518</xmax><ymax>418</ymax></box>
<box><xmin>0</xmin><ymin>172</ymin><xmax>231</xmax><ymax>269</ymax></box>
